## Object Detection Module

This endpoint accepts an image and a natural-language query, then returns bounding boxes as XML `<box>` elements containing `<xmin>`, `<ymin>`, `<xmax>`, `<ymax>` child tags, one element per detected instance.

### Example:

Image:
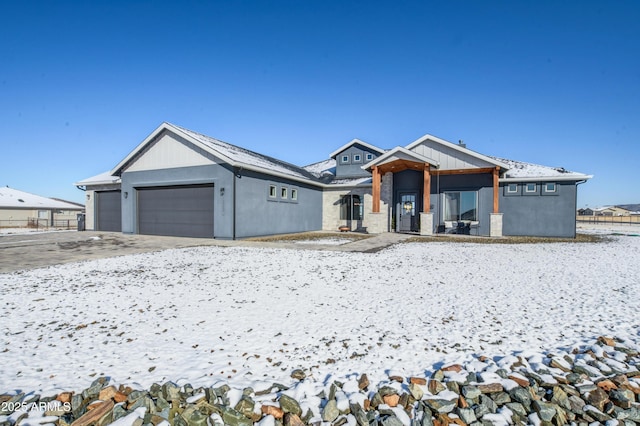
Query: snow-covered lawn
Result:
<box><xmin>1</xmin><ymin>234</ymin><xmax>639</xmax><ymax>398</ymax></box>
<box><xmin>0</xmin><ymin>227</ymin><xmax>75</xmax><ymax>235</ymax></box>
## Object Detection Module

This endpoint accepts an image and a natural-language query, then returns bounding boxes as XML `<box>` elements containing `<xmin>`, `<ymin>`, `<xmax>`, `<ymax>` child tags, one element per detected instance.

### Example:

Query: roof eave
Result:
<box><xmin>499</xmin><ymin>174</ymin><xmax>593</xmax><ymax>183</ymax></box>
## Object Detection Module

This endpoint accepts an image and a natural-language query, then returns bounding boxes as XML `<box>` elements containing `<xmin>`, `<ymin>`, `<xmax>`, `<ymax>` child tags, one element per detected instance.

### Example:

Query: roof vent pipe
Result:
<box><xmin>458</xmin><ymin>140</ymin><xmax>466</xmax><ymax>148</ymax></box>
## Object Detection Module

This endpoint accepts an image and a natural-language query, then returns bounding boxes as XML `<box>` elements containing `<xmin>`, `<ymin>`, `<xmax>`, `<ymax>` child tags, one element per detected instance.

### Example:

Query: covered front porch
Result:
<box><xmin>364</xmin><ymin>147</ymin><xmax>504</xmax><ymax>236</ymax></box>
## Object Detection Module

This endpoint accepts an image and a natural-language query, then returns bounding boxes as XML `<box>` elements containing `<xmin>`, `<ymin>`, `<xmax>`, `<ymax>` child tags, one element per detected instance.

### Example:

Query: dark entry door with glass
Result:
<box><xmin>398</xmin><ymin>193</ymin><xmax>417</xmax><ymax>233</ymax></box>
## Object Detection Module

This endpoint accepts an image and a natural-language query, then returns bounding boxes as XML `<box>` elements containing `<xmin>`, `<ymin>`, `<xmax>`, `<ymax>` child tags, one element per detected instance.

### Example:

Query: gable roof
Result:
<box><xmin>329</xmin><ymin>138</ymin><xmax>386</xmax><ymax>159</ymax></box>
<box><xmin>112</xmin><ymin>123</ymin><xmax>322</xmax><ymax>186</ymax></box>
<box><xmin>362</xmin><ymin>146</ymin><xmax>440</xmax><ymax>171</ymax></box>
<box><xmin>74</xmin><ymin>171</ymin><xmax>122</xmax><ymax>187</ymax></box>
<box><xmin>406</xmin><ymin>134</ymin><xmax>509</xmax><ymax>170</ymax></box>
<box><xmin>0</xmin><ymin>187</ymin><xmax>84</xmax><ymax>210</ymax></box>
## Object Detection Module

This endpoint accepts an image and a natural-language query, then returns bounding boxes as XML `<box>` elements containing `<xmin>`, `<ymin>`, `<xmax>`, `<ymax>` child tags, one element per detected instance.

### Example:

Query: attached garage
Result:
<box><xmin>96</xmin><ymin>190</ymin><xmax>122</xmax><ymax>232</ymax></box>
<box><xmin>137</xmin><ymin>184</ymin><xmax>214</xmax><ymax>238</ymax></box>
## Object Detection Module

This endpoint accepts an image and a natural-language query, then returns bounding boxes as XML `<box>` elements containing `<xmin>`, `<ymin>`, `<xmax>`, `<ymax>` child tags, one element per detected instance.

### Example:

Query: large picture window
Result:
<box><xmin>443</xmin><ymin>191</ymin><xmax>478</xmax><ymax>221</ymax></box>
<box><xmin>340</xmin><ymin>194</ymin><xmax>363</xmax><ymax>220</ymax></box>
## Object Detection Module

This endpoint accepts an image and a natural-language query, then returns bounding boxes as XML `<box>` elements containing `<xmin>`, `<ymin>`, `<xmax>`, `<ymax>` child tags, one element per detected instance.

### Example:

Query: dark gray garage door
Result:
<box><xmin>137</xmin><ymin>185</ymin><xmax>214</xmax><ymax>238</ymax></box>
<box><xmin>96</xmin><ymin>190</ymin><xmax>122</xmax><ymax>232</ymax></box>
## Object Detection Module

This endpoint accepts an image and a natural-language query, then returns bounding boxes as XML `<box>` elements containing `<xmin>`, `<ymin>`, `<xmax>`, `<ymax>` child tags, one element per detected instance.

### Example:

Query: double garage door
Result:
<box><xmin>137</xmin><ymin>184</ymin><xmax>214</xmax><ymax>238</ymax></box>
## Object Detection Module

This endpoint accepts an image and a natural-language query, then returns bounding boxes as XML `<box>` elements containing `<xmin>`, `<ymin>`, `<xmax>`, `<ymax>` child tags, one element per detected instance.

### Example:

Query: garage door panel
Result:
<box><xmin>137</xmin><ymin>185</ymin><xmax>214</xmax><ymax>238</ymax></box>
<box><xmin>96</xmin><ymin>191</ymin><xmax>122</xmax><ymax>232</ymax></box>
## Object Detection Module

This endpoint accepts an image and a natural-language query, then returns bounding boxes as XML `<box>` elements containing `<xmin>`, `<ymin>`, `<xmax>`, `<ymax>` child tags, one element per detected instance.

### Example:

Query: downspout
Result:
<box><xmin>232</xmin><ymin>167</ymin><xmax>238</xmax><ymax>240</ymax></box>
<box><xmin>574</xmin><ymin>179</ymin><xmax>588</xmax><ymax>239</ymax></box>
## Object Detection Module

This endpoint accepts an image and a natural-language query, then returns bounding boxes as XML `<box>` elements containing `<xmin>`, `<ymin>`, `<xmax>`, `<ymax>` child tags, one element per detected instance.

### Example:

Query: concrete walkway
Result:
<box><xmin>0</xmin><ymin>230</ymin><xmax>415</xmax><ymax>273</ymax></box>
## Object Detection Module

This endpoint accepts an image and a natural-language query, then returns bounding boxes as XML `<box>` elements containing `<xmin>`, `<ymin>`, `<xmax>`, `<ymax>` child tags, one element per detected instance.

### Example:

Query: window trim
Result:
<box><xmin>268</xmin><ymin>184</ymin><xmax>277</xmax><ymax>198</ymax></box>
<box><xmin>506</xmin><ymin>183</ymin><xmax>518</xmax><ymax>193</ymax></box>
<box><xmin>353</xmin><ymin>154</ymin><xmax>361</xmax><ymax>163</ymax></box>
<box><xmin>291</xmin><ymin>188</ymin><xmax>298</xmax><ymax>201</ymax></box>
<box><xmin>525</xmin><ymin>183</ymin><xmax>537</xmax><ymax>193</ymax></box>
<box><xmin>365</xmin><ymin>153</ymin><xmax>373</xmax><ymax>161</ymax></box>
<box><xmin>544</xmin><ymin>183</ymin><xmax>557</xmax><ymax>193</ymax></box>
<box><xmin>280</xmin><ymin>186</ymin><xmax>288</xmax><ymax>199</ymax></box>
<box><xmin>341</xmin><ymin>155</ymin><xmax>350</xmax><ymax>164</ymax></box>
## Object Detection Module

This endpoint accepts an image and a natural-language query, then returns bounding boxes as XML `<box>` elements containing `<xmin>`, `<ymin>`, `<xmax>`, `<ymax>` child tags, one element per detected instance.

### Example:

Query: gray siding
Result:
<box><xmin>500</xmin><ymin>181</ymin><xmax>577</xmax><ymax>238</ymax></box>
<box><xmin>234</xmin><ymin>169</ymin><xmax>323</xmax><ymax>238</ymax></box>
<box><xmin>120</xmin><ymin>164</ymin><xmax>235</xmax><ymax>239</ymax></box>
<box><xmin>335</xmin><ymin>144</ymin><xmax>380</xmax><ymax>177</ymax></box>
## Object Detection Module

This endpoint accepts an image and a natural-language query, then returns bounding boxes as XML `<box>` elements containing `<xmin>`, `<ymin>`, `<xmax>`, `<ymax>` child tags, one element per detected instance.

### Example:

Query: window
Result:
<box><xmin>353</xmin><ymin>154</ymin><xmax>361</xmax><ymax>162</ymax></box>
<box><xmin>340</xmin><ymin>194</ymin><xmax>363</xmax><ymax>220</ymax></box>
<box><xmin>268</xmin><ymin>185</ymin><xmax>277</xmax><ymax>198</ymax></box>
<box><xmin>544</xmin><ymin>183</ymin><xmax>556</xmax><ymax>193</ymax></box>
<box><xmin>341</xmin><ymin>155</ymin><xmax>349</xmax><ymax>164</ymax></box>
<box><xmin>291</xmin><ymin>189</ymin><xmax>298</xmax><ymax>200</ymax></box>
<box><xmin>525</xmin><ymin>183</ymin><xmax>537</xmax><ymax>193</ymax></box>
<box><xmin>366</xmin><ymin>153</ymin><xmax>373</xmax><ymax>161</ymax></box>
<box><xmin>281</xmin><ymin>187</ymin><xmax>288</xmax><ymax>199</ymax></box>
<box><xmin>443</xmin><ymin>191</ymin><xmax>478</xmax><ymax>221</ymax></box>
<box><xmin>507</xmin><ymin>183</ymin><xmax>518</xmax><ymax>193</ymax></box>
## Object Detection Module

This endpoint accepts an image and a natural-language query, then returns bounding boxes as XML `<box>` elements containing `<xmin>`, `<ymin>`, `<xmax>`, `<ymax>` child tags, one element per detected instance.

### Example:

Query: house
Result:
<box><xmin>593</xmin><ymin>206</ymin><xmax>631</xmax><ymax>216</ymax></box>
<box><xmin>0</xmin><ymin>186</ymin><xmax>84</xmax><ymax>228</ymax></box>
<box><xmin>75</xmin><ymin>122</ymin><xmax>592</xmax><ymax>239</ymax></box>
<box><xmin>577</xmin><ymin>208</ymin><xmax>594</xmax><ymax>216</ymax></box>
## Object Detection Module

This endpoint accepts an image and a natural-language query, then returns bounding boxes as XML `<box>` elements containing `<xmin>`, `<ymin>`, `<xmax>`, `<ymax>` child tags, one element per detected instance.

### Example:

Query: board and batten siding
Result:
<box><xmin>409</xmin><ymin>139</ymin><xmax>495</xmax><ymax>170</ymax></box>
<box><xmin>125</xmin><ymin>131</ymin><xmax>216</xmax><ymax>172</ymax></box>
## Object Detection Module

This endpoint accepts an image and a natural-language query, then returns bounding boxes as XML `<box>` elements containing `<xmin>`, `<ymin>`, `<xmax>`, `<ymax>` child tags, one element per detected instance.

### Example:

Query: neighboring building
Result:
<box><xmin>0</xmin><ymin>186</ymin><xmax>84</xmax><ymax>228</ymax></box>
<box><xmin>75</xmin><ymin>122</ymin><xmax>592</xmax><ymax>239</ymax></box>
<box><xmin>592</xmin><ymin>206</ymin><xmax>631</xmax><ymax>216</ymax></box>
<box><xmin>577</xmin><ymin>208</ymin><xmax>594</xmax><ymax>216</ymax></box>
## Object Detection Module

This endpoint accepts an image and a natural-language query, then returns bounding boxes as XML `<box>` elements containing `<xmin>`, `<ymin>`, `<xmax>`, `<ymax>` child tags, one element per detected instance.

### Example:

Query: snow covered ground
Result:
<box><xmin>1</xmin><ymin>229</ymin><xmax>639</xmax><ymax>399</ymax></box>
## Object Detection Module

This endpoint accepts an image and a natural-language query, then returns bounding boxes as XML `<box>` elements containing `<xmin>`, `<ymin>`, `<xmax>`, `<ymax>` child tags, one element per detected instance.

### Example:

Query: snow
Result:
<box><xmin>0</xmin><ymin>187</ymin><xmax>83</xmax><ymax>210</ymax></box>
<box><xmin>73</xmin><ymin>171</ymin><xmax>121</xmax><ymax>186</ymax></box>
<box><xmin>1</xmin><ymin>234</ymin><xmax>639</xmax><ymax>400</ymax></box>
<box><xmin>171</xmin><ymin>124</ymin><xmax>318</xmax><ymax>181</ymax></box>
<box><xmin>491</xmin><ymin>156</ymin><xmax>590</xmax><ymax>180</ymax></box>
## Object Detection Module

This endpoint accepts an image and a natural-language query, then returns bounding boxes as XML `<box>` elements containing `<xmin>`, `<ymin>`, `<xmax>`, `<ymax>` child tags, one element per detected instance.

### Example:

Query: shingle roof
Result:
<box><xmin>492</xmin><ymin>156</ymin><xmax>592</xmax><ymax>181</ymax></box>
<box><xmin>168</xmin><ymin>123</ymin><xmax>320</xmax><ymax>182</ymax></box>
<box><xmin>0</xmin><ymin>187</ymin><xmax>84</xmax><ymax>210</ymax></box>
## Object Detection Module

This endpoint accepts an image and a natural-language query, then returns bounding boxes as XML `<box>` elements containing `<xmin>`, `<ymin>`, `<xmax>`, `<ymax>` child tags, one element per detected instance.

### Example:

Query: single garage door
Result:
<box><xmin>137</xmin><ymin>184</ymin><xmax>214</xmax><ymax>238</ymax></box>
<box><xmin>96</xmin><ymin>190</ymin><xmax>122</xmax><ymax>232</ymax></box>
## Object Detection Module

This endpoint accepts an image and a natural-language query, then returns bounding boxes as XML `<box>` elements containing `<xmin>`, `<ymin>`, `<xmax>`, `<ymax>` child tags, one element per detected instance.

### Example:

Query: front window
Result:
<box><xmin>525</xmin><ymin>183</ymin><xmax>537</xmax><ymax>193</ymax></box>
<box><xmin>544</xmin><ymin>183</ymin><xmax>556</xmax><ymax>193</ymax></box>
<box><xmin>341</xmin><ymin>155</ymin><xmax>349</xmax><ymax>164</ymax></box>
<box><xmin>281</xmin><ymin>187</ymin><xmax>288</xmax><ymax>199</ymax></box>
<box><xmin>507</xmin><ymin>183</ymin><xmax>518</xmax><ymax>193</ymax></box>
<box><xmin>443</xmin><ymin>191</ymin><xmax>478</xmax><ymax>221</ymax></box>
<box><xmin>353</xmin><ymin>154</ymin><xmax>361</xmax><ymax>162</ymax></box>
<box><xmin>340</xmin><ymin>194</ymin><xmax>363</xmax><ymax>220</ymax></box>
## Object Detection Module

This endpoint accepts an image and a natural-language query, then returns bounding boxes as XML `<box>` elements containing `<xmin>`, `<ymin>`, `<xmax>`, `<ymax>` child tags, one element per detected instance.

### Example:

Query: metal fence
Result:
<box><xmin>576</xmin><ymin>215</ymin><xmax>640</xmax><ymax>225</ymax></box>
<box><xmin>0</xmin><ymin>218</ymin><xmax>79</xmax><ymax>230</ymax></box>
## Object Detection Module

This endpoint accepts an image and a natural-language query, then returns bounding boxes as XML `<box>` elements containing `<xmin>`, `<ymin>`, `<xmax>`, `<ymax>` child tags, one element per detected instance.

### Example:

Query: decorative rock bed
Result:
<box><xmin>1</xmin><ymin>336</ymin><xmax>638</xmax><ymax>426</ymax></box>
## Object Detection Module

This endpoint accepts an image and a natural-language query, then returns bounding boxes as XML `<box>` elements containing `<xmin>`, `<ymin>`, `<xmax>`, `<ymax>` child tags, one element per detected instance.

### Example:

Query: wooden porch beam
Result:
<box><xmin>423</xmin><ymin>164</ymin><xmax>430</xmax><ymax>213</ymax></box>
<box><xmin>493</xmin><ymin>166</ymin><xmax>499</xmax><ymax>213</ymax></box>
<box><xmin>372</xmin><ymin>165</ymin><xmax>380</xmax><ymax>213</ymax></box>
<box><xmin>434</xmin><ymin>167</ymin><xmax>497</xmax><ymax>176</ymax></box>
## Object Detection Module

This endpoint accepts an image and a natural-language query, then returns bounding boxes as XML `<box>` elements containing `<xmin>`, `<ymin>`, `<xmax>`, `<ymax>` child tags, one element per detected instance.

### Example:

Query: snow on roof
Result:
<box><xmin>169</xmin><ymin>124</ymin><xmax>319</xmax><ymax>182</ymax></box>
<box><xmin>74</xmin><ymin>171</ymin><xmax>121</xmax><ymax>187</ymax></box>
<box><xmin>303</xmin><ymin>158</ymin><xmax>336</xmax><ymax>177</ymax></box>
<box><xmin>492</xmin><ymin>156</ymin><xmax>592</xmax><ymax>181</ymax></box>
<box><xmin>0</xmin><ymin>187</ymin><xmax>84</xmax><ymax>210</ymax></box>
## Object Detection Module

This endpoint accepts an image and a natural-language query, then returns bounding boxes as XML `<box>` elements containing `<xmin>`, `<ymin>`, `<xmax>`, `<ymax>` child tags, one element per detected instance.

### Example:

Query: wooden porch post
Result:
<box><xmin>423</xmin><ymin>164</ymin><xmax>431</xmax><ymax>212</ymax></box>
<box><xmin>372</xmin><ymin>165</ymin><xmax>380</xmax><ymax>213</ymax></box>
<box><xmin>493</xmin><ymin>166</ymin><xmax>500</xmax><ymax>213</ymax></box>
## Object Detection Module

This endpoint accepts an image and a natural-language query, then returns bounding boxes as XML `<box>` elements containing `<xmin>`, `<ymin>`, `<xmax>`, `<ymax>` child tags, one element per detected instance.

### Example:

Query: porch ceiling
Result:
<box><xmin>377</xmin><ymin>159</ymin><xmax>426</xmax><ymax>174</ymax></box>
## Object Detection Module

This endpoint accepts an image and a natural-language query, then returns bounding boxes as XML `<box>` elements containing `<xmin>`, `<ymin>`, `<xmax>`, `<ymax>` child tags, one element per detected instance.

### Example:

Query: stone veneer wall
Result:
<box><xmin>322</xmin><ymin>172</ymin><xmax>393</xmax><ymax>234</ymax></box>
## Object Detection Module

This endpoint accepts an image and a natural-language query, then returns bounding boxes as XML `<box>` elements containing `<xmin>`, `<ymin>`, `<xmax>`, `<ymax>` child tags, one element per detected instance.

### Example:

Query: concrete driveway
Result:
<box><xmin>0</xmin><ymin>231</ymin><xmax>231</xmax><ymax>273</ymax></box>
<box><xmin>0</xmin><ymin>230</ymin><xmax>413</xmax><ymax>273</ymax></box>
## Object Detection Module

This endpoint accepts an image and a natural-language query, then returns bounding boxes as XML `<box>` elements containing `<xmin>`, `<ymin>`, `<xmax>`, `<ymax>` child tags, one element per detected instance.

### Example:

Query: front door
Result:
<box><xmin>398</xmin><ymin>193</ymin><xmax>417</xmax><ymax>233</ymax></box>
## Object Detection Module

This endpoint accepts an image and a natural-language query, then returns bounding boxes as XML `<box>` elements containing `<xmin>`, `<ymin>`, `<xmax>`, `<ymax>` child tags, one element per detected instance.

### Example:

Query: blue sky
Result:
<box><xmin>2</xmin><ymin>0</ymin><xmax>638</xmax><ymax>208</ymax></box>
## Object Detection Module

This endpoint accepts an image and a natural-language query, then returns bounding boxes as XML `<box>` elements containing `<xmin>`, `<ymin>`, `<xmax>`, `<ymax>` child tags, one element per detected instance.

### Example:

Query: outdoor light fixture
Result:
<box><xmin>220</xmin><ymin>187</ymin><xmax>225</xmax><ymax>196</ymax></box>
<box><xmin>124</xmin><ymin>192</ymin><xmax>128</xmax><ymax>199</ymax></box>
